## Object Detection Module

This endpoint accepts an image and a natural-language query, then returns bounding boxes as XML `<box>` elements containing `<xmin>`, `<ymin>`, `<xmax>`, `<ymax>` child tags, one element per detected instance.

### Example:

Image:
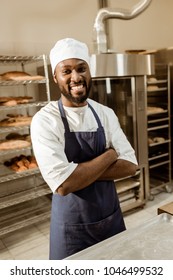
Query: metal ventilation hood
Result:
<box><xmin>90</xmin><ymin>0</ymin><xmax>154</xmax><ymax>78</ymax></box>
<box><xmin>93</xmin><ymin>0</ymin><xmax>152</xmax><ymax>54</ymax></box>
<box><xmin>90</xmin><ymin>52</ymin><xmax>154</xmax><ymax>78</ymax></box>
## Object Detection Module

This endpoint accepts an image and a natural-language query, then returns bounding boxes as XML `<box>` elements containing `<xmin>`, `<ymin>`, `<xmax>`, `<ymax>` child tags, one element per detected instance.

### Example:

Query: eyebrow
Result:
<box><xmin>59</xmin><ymin>61</ymin><xmax>87</xmax><ymax>69</ymax></box>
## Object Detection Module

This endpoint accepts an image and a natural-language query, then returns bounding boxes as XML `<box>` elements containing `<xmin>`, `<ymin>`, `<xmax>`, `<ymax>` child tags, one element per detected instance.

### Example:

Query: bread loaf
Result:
<box><xmin>0</xmin><ymin>114</ymin><xmax>32</xmax><ymax>127</ymax></box>
<box><xmin>0</xmin><ymin>96</ymin><xmax>33</xmax><ymax>106</ymax></box>
<box><xmin>4</xmin><ymin>155</ymin><xmax>38</xmax><ymax>172</ymax></box>
<box><xmin>147</xmin><ymin>107</ymin><xmax>164</xmax><ymax>114</ymax></box>
<box><xmin>0</xmin><ymin>139</ymin><xmax>31</xmax><ymax>150</ymax></box>
<box><xmin>0</xmin><ymin>71</ymin><xmax>44</xmax><ymax>81</ymax></box>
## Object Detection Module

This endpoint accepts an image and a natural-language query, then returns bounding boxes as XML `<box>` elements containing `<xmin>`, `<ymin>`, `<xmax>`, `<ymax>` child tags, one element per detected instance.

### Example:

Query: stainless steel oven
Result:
<box><xmin>89</xmin><ymin>53</ymin><xmax>154</xmax><ymax>211</ymax></box>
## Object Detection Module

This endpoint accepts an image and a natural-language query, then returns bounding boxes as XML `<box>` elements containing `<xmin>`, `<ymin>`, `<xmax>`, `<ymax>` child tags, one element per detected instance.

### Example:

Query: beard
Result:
<box><xmin>59</xmin><ymin>80</ymin><xmax>92</xmax><ymax>105</ymax></box>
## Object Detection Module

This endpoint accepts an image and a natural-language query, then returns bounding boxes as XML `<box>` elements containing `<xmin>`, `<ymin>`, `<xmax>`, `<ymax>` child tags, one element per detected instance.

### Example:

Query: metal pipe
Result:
<box><xmin>93</xmin><ymin>0</ymin><xmax>152</xmax><ymax>53</ymax></box>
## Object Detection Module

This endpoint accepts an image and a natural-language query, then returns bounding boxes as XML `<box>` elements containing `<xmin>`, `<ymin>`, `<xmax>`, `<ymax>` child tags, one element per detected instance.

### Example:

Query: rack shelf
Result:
<box><xmin>0</xmin><ymin>146</ymin><xmax>32</xmax><ymax>157</ymax></box>
<box><xmin>147</xmin><ymin>87</ymin><xmax>167</xmax><ymax>92</ymax></box>
<box><xmin>148</xmin><ymin>118</ymin><xmax>169</xmax><ymax>125</ymax></box>
<box><xmin>116</xmin><ymin>178</ymin><xmax>140</xmax><ymax>194</ymax></box>
<box><xmin>0</xmin><ymin>101</ymin><xmax>48</xmax><ymax>111</ymax></box>
<box><xmin>148</xmin><ymin>139</ymin><xmax>170</xmax><ymax>147</ymax></box>
<box><xmin>149</xmin><ymin>152</ymin><xmax>169</xmax><ymax>161</ymax></box>
<box><xmin>0</xmin><ymin>79</ymin><xmax>47</xmax><ymax>86</ymax></box>
<box><xmin>0</xmin><ymin>55</ymin><xmax>46</xmax><ymax>63</ymax></box>
<box><xmin>147</xmin><ymin>79</ymin><xmax>167</xmax><ymax>84</ymax></box>
<box><xmin>0</xmin><ymin>166</ymin><xmax>40</xmax><ymax>183</ymax></box>
<box><xmin>0</xmin><ymin>197</ymin><xmax>51</xmax><ymax>236</ymax></box>
<box><xmin>147</xmin><ymin>124</ymin><xmax>169</xmax><ymax>131</ymax></box>
<box><xmin>0</xmin><ymin>183</ymin><xmax>51</xmax><ymax>209</ymax></box>
<box><xmin>149</xmin><ymin>160</ymin><xmax>170</xmax><ymax>169</ymax></box>
<box><xmin>0</xmin><ymin>126</ymin><xmax>30</xmax><ymax>134</ymax></box>
<box><xmin>121</xmin><ymin>199</ymin><xmax>145</xmax><ymax>213</ymax></box>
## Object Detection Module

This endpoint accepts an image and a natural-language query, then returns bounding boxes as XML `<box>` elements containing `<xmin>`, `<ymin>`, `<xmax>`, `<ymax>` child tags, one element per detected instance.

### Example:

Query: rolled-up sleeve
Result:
<box><xmin>105</xmin><ymin>109</ymin><xmax>138</xmax><ymax>165</ymax></box>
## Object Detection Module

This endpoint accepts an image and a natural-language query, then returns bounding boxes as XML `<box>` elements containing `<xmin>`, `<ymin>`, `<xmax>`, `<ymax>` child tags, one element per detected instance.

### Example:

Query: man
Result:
<box><xmin>31</xmin><ymin>38</ymin><xmax>138</xmax><ymax>260</ymax></box>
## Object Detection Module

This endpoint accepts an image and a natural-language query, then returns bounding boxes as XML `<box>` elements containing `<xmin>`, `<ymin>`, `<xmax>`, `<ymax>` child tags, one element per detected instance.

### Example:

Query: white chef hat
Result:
<box><xmin>49</xmin><ymin>38</ymin><xmax>90</xmax><ymax>74</ymax></box>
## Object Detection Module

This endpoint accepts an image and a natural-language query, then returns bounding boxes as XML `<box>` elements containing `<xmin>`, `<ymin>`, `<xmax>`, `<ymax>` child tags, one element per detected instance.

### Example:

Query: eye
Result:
<box><xmin>62</xmin><ymin>69</ymin><xmax>71</xmax><ymax>75</ymax></box>
<box><xmin>78</xmin><ymin>66</ymin><xmax>87</xmax><ymax>73</ymax></box>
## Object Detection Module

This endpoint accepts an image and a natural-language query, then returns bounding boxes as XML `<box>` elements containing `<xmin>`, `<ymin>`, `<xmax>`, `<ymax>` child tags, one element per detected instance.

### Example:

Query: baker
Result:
<box><xmin>31</xmin><ymin>38</ymin><xmax>138</xmax><ymax>260</ymax></box>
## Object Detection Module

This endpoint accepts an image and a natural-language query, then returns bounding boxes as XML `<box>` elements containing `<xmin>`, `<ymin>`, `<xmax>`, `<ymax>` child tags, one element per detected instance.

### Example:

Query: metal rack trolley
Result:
<box><xmin>0</xmin><ymin>55</ymin><xmax>52</xmax><ymax>236</ymax></box>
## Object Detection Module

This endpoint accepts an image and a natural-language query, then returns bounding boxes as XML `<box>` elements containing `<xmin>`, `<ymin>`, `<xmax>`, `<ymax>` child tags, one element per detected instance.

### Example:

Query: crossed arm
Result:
<box><xmin>57</xmin><ymin>148</ymin><xmax>138</xmax><ymax>196</ymax></box>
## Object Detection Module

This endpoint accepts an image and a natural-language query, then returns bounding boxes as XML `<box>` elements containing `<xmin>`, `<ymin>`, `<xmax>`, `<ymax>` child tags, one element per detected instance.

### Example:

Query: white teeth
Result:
<box><xmin>72</xmin><ymin>85</ymin><xmax>83</xmax><ymax>90</ymax></box>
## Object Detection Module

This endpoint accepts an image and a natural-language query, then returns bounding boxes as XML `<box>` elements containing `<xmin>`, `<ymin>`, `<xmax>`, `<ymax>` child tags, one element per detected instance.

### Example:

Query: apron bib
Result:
<box><xmin>49</xmin><ymin>99</ymin><xmax>125</xmax><ymax>259</ymax></box>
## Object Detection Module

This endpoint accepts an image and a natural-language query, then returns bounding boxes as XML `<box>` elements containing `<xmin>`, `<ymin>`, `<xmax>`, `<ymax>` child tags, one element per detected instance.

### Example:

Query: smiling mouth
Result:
<box><xmin>70</xmin><ymin>84</ymin><xmax>84</xmax><ymax>93</ymax></box>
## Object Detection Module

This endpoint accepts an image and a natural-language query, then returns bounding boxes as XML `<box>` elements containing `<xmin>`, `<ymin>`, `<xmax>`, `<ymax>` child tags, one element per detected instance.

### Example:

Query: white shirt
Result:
<box><xmin>31</xmin><ymin>98</ymin><xmax>138</xmax><ymax>193</ymax></box>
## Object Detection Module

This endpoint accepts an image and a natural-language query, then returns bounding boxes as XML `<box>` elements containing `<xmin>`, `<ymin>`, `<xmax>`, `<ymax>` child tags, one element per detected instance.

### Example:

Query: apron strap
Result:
<box><xmin>88</xmin><ymin>103</ymin><xmax>103</xmax><ymax>129</ymax></box>
<box><xmin>58</xmin><ymin>99</ymin><xmax>70</xmax><ymax>132</ymax></box>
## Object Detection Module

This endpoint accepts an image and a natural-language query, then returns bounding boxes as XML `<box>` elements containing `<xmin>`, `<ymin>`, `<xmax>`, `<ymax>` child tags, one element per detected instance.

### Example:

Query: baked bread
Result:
<box><xmin>147</xmin><ymin>106</ymin><xmax>164</xmax><ymax>114</ymax></box>
<box><xmin>0</xmin><ymin>71</ymin><xmax>44</xmax><ymax>81</ymax></box>
<box><xmin>0</xmin><ymin>139</ymin><xmax>31</xmax><ymax>150</ymax></box>
<box><xmin>0</xmin><ymin>132</ymin><xmax>31</xmax><ymax>151</ymax></box>
<box><xmin>4</xmin><ymin>155</ymin><xmax>38</xmax><ymax>172</ymax></box>
<box><xmin>0</xmin><ymin>96</ymin><xmax>33</xmax><ymax>106</ymax></box>
<box><xmin>0</xmin><ymin>114</ymin><xmax>32</xmax><ymax>127</ymax></box>
<box><xmin>147</xmin><ymin>85</ymin><xmax>159</xmax><ymax>91</ymax></box>
<box><xmin>148</xmin><ymin>77</ymin><xmax>158</xmax><ymax>83</ymax></box>
<box><xmin>5</xmin><ymin>132</ymin><xmax>30</xmax><ymax>141</ymax></box>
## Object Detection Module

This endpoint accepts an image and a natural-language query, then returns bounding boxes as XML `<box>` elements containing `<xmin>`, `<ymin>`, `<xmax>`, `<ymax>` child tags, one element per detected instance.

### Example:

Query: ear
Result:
<box><xmin>53</xmin><ymin>74</ymin><xmax>58</xmax><ymax>83</ymax></box>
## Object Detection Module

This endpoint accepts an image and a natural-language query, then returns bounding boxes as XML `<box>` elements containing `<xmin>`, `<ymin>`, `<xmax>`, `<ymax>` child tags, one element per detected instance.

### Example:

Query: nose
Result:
<box><xmin>71</xmin><ymin>69</ymin><xmax>81</xmax><ymax>83</ymax></box>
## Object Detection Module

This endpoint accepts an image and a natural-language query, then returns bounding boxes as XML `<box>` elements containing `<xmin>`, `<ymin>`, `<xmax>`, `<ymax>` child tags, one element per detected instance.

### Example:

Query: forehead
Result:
<box><xmin>57</xmin><ymin>58</ymin><xmax>88</xmax><ymax>69</ymax></box>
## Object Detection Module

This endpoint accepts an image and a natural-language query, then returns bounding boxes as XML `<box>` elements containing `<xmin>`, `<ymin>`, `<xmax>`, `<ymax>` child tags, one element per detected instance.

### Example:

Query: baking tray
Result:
<box><xmin>65</xmin><ymin>213</ymin><xmax>173</xmax><ymax>260</ymax></box>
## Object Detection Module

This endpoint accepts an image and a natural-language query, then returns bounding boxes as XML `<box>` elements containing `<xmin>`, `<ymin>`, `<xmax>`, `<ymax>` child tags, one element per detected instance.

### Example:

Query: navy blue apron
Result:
<box><xmin>49</xmin><ymin>99</ymin><xmax>126</xmax><ymax>260</ymax></box>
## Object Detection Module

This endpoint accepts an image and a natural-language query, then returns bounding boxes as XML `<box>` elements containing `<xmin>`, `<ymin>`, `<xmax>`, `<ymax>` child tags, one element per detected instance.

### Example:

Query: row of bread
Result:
<box><xmin>148</xmin><ymin>136</ymin><xmax>166</xmax><ymax>145</ymax></box>
<box><xmin>147</xmin><ymin>106</ymin><xmax>165</xmax><ymax>114</ymax></box>
<box><xmin>0</xmin><ymin>132</ymin><xmax>31</xmax><ymax>151</ymax></box>
<box><xmin>0</xmin><ymin>96</ymin><xmax>33</xmax><ymax>106</ymax></box>
<box><xmin>0</xmin><ymin>70</ymin><xmax>44</xmax><ymax>107</ymax></box>
<box><xmin>4</xmin><ymin>154</ymin><xmax>38</xmax><ymax>172</ymax></box>
<box><xmin>0</xmin><ymin>70</ymin><xmax>44</xmax><ymax>81</ymax></box>
<box><xmin>0</xmin><ymin>113</ymin><xmax>32</xmax><ymax>127</ymax></box>
<box><xmin>0</xmin><ymin>71</ymin><xmax>42</xmax><ymax>173</ymax></box>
